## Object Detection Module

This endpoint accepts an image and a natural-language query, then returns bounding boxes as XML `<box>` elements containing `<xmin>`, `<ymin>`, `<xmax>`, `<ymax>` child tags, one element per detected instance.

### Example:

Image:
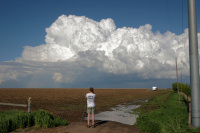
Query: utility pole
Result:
<box><xmin>181</xmin><ymin>73</ymin><xmax>183</xmax><ymax>104</ymax></box>
<box><xmin>175</xmin><ymin>58</ymin><xmax>180</xmax><ymax>105</ymax></box>
<box><xmin>188</xmin><ymin>0</ymin><xmax>200</xmax><ymax>128</ymax></box>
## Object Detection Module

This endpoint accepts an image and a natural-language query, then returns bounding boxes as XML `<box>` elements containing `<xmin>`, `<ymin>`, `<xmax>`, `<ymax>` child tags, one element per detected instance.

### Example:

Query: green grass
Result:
<box><xmin>134</xmin><ymin>91</ymin><xmax>172</xmax><ymax>114</ymax></box>
<box><xmin>135</xmin><ymin>92</ymin><xmax>200</xmax><ymax>133</ymax></box>
<box><xmin>0</xmin><ymin>110</ymin><xmax>69</xmax><ymax>133</ymax></box>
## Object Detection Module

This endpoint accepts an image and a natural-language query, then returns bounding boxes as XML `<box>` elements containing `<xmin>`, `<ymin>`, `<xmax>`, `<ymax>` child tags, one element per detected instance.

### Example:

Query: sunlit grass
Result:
<box><xmin>136</xmin><ymin>92</ymin><xmax>200</xmax><ymax>133</ymax></box>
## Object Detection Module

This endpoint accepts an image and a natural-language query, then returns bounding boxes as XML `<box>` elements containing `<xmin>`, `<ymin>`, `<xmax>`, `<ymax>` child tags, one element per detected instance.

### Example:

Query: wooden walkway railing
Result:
<box><xmin>0</xmin><ymin>97</ymin><xmax>31</xmax><ymax>113</ymax></box>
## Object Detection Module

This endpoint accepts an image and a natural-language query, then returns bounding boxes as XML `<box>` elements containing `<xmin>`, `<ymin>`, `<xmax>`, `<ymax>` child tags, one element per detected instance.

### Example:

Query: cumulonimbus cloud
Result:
<box><xmin>1</xmin><ymin>15</ymin><xmax>200</xmax><ymax>88</ymax></box>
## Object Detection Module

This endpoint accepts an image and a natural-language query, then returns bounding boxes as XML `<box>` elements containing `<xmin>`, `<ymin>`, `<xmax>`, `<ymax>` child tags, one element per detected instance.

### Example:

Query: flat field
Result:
<box><xmin>0</xmin><ymin>88</ymin><xmax>169</xmax><ymax>122</ymax></box>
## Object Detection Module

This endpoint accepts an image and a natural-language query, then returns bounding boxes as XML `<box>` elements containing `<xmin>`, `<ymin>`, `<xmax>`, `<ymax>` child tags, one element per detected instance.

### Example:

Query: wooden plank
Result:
<box><xmin>0</xmin><ymin>102</ymin><xmax>27</xmax><ymax>107</ymax></box>
<box><xmin>181</xmin><ymin>92</ymin><xmax>191</xmax><ymax>102</ymax></box>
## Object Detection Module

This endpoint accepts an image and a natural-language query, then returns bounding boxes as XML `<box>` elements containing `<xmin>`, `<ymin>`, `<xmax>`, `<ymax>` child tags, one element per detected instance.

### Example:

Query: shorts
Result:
<box><xmin>87</xmin><ymin>107</ymin><xmax>95</xmax><ymax>114</ymax></box>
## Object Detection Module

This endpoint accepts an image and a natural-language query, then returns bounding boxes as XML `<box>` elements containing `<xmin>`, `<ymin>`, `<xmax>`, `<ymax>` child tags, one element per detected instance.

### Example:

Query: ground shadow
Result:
<box><xmin>95</xmin><ymin>120</ymin><xmax>108</xmax><ymax>127</ymax></box>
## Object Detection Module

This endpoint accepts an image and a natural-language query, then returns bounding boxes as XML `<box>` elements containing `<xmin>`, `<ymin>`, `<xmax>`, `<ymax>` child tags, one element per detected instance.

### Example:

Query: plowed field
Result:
<box><xmin>0</xmin><ymin>88</ymin><xmax>168</xmax><ymax>122</ymax></box>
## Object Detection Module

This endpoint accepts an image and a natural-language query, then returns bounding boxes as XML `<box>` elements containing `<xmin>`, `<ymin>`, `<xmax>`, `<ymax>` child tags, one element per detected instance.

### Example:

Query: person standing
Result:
<box><xmin>86</xmin><ymin>87</ymin><xmax>96</xmax><ymax>128</ymax></box>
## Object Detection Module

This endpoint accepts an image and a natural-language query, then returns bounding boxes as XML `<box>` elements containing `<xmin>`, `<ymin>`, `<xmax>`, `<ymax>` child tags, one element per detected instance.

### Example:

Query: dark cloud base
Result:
<box><xmin>0</xmin><ymin>72</ymin><xmax>190</xmax><ymax>89</ymax></box>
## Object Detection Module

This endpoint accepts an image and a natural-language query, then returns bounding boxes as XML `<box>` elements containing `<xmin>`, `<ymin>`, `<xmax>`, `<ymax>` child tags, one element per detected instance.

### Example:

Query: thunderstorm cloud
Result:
<box><xmin>0</xmin><ymin>15</ymin><xmax>199</xmax><ymax>88</ymax></box>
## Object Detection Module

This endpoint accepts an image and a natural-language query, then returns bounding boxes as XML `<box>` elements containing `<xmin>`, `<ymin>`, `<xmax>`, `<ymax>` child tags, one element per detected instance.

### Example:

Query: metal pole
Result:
<box><xmin>188</xmin><ymin>0</ymin><xmax>200</xmax><ymax>128</ymax></box>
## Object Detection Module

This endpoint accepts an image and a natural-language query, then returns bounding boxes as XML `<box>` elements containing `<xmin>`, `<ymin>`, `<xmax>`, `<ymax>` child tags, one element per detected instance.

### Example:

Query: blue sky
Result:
<box><xmin>1</xmin><ymin>0</ymin><xmax>198</xmax><ymax>62</ymax></box>
<box><xmin>0</xmin><ymin>0</ymin><xmax>199</xmax><ymax>88</ymax></box>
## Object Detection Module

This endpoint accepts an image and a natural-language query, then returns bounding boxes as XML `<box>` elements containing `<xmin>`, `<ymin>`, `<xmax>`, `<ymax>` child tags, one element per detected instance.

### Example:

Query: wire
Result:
<box><xmin>181</xmin><ymin>0</ymin><xmax>188</xmax><ymax>76</ymax></box>
<box><xmin>181</xmin><ymin>0</ymin><xmax>184</xmax><ymax>74</ymax></box>
<box><xmin>182</xmin><ymin>0</ymin><xmax>184</xmax><ymax>35</ymax></box>
<box><xmin>165</xmin><ymin>0</ymin><xmax>172</xmax><ymax>31</ymax></box>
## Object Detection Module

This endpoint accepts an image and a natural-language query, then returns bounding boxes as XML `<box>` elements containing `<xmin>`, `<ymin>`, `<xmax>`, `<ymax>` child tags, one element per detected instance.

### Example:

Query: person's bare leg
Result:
<box><xmin>87</xmin><ymin>114</ymin><xmax>90</xmax><ymax>126</ymax></box>
<box><xmin>92</xmin><ymin>113</ymin><xmax>95</xmax><ymax>126</ymax></box>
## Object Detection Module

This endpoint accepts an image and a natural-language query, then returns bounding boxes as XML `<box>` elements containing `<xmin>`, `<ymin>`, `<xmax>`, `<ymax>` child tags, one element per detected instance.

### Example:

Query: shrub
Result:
<box><xmin>34</xmin><ymin>110</ymin><xmax>54</xmax><ymax>128</ymax></box>
<box><xmin>172</xmin><ymin>82</ymin><xmax>181</xmax><ymax>92</ymax></box>
<box><xmin>182</xmin><ymin>83</ymin><xmax>190</xmax><ymax>97</ymax></box>
<box><xmin>0</xmin><ymin>110</ymin><xmax>69</xmax><ymax>133</ymax></box>
<box><xmin>172</xmin><ymin>82</ymin><xmax>191</xmax><ymax>97</ymax></box>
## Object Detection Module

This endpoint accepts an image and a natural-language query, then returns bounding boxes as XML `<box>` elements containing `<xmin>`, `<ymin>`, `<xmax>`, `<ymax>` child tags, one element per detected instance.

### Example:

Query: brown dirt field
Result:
<box><xmin>0</xmin><ymin>88</ymin><xmax>169</xmax><ymax>133</ymax></box>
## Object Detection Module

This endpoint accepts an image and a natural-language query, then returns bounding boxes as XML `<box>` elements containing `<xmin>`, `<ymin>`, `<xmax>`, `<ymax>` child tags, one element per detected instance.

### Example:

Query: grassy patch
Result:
<box><xmin>134</xmin><ymin>91</ymin><xmax>173</xmax><ymax>114</ymax></box>
<box><xmin>0</xmin><ymin>110</ymin><xmax>69</xmax><ymax>133</ymax></box>
<box><xmin>135</xmin><ymin>92</ymin><xmax>200</xmax><ymax>133</ymax></box>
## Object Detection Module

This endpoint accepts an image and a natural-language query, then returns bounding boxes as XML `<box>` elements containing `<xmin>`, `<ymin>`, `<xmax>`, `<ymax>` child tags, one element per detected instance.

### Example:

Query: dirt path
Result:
<box><xmin>15</xmin><ymin>121</ymin><xmax>141</xmax><ymax>133</ymax></box>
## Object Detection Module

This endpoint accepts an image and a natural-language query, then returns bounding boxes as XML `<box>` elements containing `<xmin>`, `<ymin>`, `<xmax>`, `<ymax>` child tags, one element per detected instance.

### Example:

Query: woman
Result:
<box><xmin>86</xmin><ymin>87</ymin><xmax>96</xmax><ymax>128</ymax></box>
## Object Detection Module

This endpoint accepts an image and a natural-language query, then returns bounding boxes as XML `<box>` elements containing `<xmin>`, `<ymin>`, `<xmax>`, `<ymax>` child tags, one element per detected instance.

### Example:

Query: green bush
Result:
<box><xmin>172</xmin><ymin>82</ymin><xmax>191</xmax><ymax>96</ymax></box>
<box><xmin>172</xmin><ymin>82</ymin><xmax>181</xmax><ymax>92</ymax></box>
<box><xmin>0</xmin><ymin>110</ymin><xmax>69</xmax><ymax>133</ymax></box>
<box><xmin>34</xmin><ymin>110</ymin><xmax>54</xmax><ymax>128</ymax></box>
<box><xmin>182</xmin><ymin>83</ymin><xmax>190</xmax><ymax>97</ymax></box>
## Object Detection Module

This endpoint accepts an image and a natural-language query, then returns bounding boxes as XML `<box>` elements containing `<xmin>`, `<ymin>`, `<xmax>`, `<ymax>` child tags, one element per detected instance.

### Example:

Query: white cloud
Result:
<box><xmin>53</xmin><ymin>72</ymin><xmax>63</xmax><ymax>82</ymax></box>
<box><xmin>1</xmin><ymin>15</ymin><xmax>200</xmax><ymax>88</ymax></box>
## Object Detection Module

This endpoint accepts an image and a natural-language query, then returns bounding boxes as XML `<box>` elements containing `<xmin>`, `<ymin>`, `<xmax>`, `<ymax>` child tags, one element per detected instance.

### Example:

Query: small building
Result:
<box><xmin>152</xmin><ymin>86</ymin><xmax>158</xmax><ymax>91</ymax></box>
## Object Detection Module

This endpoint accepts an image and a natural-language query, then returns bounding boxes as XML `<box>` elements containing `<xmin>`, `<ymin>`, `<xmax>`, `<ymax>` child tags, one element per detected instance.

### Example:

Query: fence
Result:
<box><xmin>0</xmin><ymin>97</ymin><xmax>31</xmax><ymax>113</ymax></box>
<box><xmin>181</xmin><ymin>92</ymin><xmax>192</xmax><ymax>127</ymax></box>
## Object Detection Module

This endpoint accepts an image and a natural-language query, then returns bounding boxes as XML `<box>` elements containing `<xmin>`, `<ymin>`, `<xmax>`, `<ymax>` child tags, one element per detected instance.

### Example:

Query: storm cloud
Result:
<box><xmin>0</xmin><ymin>15</ymin><xmax>199</xmax><ymax>88</ymax></box>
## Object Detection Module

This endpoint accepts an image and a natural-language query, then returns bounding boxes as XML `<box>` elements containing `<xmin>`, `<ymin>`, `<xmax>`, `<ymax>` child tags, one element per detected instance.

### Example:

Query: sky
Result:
<box><xmin>0</xmin><ymin>0</ymin><xmax>200</xmax><ymax>88</ymax></box>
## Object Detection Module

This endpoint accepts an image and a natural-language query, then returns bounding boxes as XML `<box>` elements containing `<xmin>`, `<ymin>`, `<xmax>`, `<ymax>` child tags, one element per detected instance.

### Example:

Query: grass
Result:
<box><xmin>0</xmin><ymin>110</ymin><xmax>69</xmax><ymax>133</ymax></box>
<box><xmin>135</xmin><ymin>92</ymin><xmax>200</xmax><ymax>133</ymax></box>
<box><xmin>134</xmin><ymin>91</ymin><xmax>173</xmax><ymax>114</ymax></box>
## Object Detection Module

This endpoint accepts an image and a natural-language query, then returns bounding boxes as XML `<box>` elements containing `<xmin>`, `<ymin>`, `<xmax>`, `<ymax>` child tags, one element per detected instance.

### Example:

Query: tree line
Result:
<box><xmin>172</xmin><ymin>82</ymin><xmax>191</xmax><ymax>97</ymax></box>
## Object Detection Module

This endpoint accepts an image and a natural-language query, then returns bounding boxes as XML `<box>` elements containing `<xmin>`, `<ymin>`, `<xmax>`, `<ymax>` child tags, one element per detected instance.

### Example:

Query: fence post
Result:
<box><xmin>28</xmin><ymin>97</ymin><xmax>31</xmax><ymax>113</ymax></box>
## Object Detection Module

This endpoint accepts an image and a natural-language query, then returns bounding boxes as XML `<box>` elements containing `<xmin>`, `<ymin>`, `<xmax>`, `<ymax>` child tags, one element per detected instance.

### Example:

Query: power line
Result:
<box><xmin>165</xmin><ymin>0</ymin><xmax>172</xmax><ymax>31</ymax></box>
